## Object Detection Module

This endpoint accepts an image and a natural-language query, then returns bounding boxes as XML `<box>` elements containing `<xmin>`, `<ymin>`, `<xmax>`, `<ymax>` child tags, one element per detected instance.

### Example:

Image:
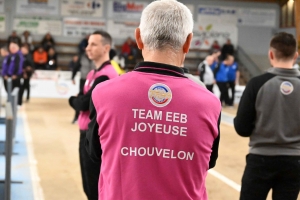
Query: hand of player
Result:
<box><xmin>12</xmin><ymin>75</ymin><xmax>17</xmax><ymax>80</ymax></box>
<box><xmin>72</xmin><ymin>79</ymin><xmax>75</xmax><ymax>85</ymax></box>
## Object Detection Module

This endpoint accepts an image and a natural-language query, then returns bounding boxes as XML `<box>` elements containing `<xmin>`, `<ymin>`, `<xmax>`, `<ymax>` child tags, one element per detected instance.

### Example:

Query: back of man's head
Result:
<box><xmin>270</xmin><ymin>32</ymin><xmax>296</xmax><ymax>61</ymax></box>
<box><xmin>139</xmin><ymin>0</ymin><xmax>193</xmax><ymax>51</ymax></box>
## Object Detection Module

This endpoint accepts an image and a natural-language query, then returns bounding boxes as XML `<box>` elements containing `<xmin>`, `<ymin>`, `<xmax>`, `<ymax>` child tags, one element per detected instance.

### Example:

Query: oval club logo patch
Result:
<box><xmin>280</xmin><ymin>81</ymin><xmax>294</xmax><ymax>95</ymax></box>
<box><xmin>148</xmin><ymin>83</ymin><xmax>172</xmax><ymax>107</ymax></box>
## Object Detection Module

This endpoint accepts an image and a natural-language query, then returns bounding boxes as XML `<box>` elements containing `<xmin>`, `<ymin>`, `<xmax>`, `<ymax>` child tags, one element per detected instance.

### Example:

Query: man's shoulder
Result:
<box><xmin>247</xmin><ymin>72</ymin><xmax>276</xmax><ymax>87</ymax></box>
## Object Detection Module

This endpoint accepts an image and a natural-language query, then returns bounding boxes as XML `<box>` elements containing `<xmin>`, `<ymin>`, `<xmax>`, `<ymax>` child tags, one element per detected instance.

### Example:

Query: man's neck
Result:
<box><xmin>273</xmin><ymin>61</ymin><xmax>294</xmax><ymax>69</ymax></box>
<box><xmin>143</xmin><ymin>49</ymin><xmax>184</xmax><ymax>67</ymax></box>
<box><xmin>93</xmin><ymin>56</ymin><xmax>110</xmax><ymax>69</ymax></box>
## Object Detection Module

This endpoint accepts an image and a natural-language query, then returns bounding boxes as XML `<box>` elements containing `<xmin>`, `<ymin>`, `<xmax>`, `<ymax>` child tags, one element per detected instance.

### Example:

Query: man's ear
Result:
<box><xmin>268</xmin><ymin>49</ymin><xmax>274</xmax><ymax>61</ymax></box>
<box><xmin>105</xmin><ymin>44</ymin><xmax>111</xmax><ymax>54</ymax></box>
<box><xmin>135</xmin><ymin>28</ymin><xmax>144</xmax><ymax>50</ymax></box>
<box><xmin>183</xmin><ymin>33</ymin><xmax>193</xmax><ymax>54</ymax></box>
<box><xmin>293</xmin><ymin>52</ymin><xmax>299</xmax><ymax>63</ymax></box>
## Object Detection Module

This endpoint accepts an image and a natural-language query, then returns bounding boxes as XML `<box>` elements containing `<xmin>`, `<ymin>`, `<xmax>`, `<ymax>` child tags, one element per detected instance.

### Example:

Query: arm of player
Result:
<box><xmin>234</xmin><ymin>79</ymin><xmax>256</xmax><ymax>137</ymax></box>
<box><xmin>209</xmin><ymin>113</ymin><xmax>221</xmax><ymax>169</ymax></box>
<box><xmin>68</xmin><ymin>75</ymin><xmax>109</xmax><ymax>111</ymax></box>
<box><xmin>85</xmin><ymin>98</ymin><xmax>102</xmax><ymax>163</ymax></box>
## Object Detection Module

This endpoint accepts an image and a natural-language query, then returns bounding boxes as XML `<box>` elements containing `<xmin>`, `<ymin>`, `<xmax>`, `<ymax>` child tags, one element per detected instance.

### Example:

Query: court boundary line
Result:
<box><xmin>207</xmin><ymin>110</ymin><xmax>241</xmax><ymax>193</ymax></box>
<box><xmin>208</xmin><ymin>169</ymin><xmax>241</xmax><ymax>192</ymax></box>
<box><xmin>21</xmin><ymin>109</ymin><xmax>45</xmax><ymax>200</ymax></box>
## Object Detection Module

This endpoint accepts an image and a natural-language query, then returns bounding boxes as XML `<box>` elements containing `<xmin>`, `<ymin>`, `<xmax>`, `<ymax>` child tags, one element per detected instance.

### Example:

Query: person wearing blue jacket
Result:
<box><xmin>214</xmin><ymin>55</ymin><xmax>230</xmax><ymax>106</ymax></box>
<box><xmin>226</xmin><ymin>55</ymin><xmax>239</xmax><ymax>106</ymax></box>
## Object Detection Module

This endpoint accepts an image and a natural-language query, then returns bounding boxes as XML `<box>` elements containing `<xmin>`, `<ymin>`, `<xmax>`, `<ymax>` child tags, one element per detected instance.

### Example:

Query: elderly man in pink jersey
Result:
<box><xmin>86</xmin><ymin>0</ymin><xmax>221</xmax><ymax>199</ymax></box>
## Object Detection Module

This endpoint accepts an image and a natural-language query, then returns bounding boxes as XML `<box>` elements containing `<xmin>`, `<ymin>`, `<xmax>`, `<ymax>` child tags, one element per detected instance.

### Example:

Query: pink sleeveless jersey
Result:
<box><xmin>92</xmin><ymin>67</ymin><xmax>221</xmax><ymax>200</ymax></box>
<box><xmin>78</xmin><ymin>64</ymin><xmax>118</xmax><ymax>130</ymax></box>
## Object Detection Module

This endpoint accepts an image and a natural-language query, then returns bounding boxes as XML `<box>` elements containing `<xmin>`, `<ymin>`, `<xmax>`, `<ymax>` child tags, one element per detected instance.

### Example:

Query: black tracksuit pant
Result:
<box><xmin>79</xmin><ymin>130</ymin><xmax>100</xmax><ymax>200</ymax></box>
<box><xmin>3</xmin><ymin>78</ymin><xmax>22</xmax><ymax>105</ymax></box>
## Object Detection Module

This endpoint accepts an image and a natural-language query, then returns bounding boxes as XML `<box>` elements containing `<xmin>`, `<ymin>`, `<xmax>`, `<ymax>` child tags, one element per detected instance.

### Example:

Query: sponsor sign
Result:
<box><xmin>61</xmin><ymin>0</ymin><xmax>103</xmax><ymax>17</ymax></box>
<box><xmin>191</xmin><ymin>23</ymin><xmax>238</xmax><ymax>50</ymax></box>
<box><xmin>0</xmin><ymin>14</ymin><xmax>5</xmax><ymax>32</ymax></box>
<box><xmin>197</xmin><ymin>5</ymin><xmax>276</xmax><ymax>27</ymax></box>
<box><xmin>13</xmin><ymin>17</ymin><xmax>62</xmax><ymax>36</ymax></box>
<box><xmin>197</xmin><ymin>5</ymin><xmax>238</xmax><ymax>24</ymax></box>
<box><xmin>107</xmin><ymin>20</ymin><xmax>138</xmax><ymax>39</ymax></box>
<box><xmin>16</xmin><ymin>0</ymin><xmax>59</xmax><ymax>15</ymax></box>
<box><xmin>237</xmin><ymin>8</ymin><xmax>276</xmax><ymax>27</ymax></box>
<box><xmin>108</xmin><ymin>1</ymin><xmax>148</xmax><ymax>20</ymax></box>
<box><xmin>63</xmin><ymin>18</ymin><xmax>106</xmax><ymax>37</ymax></box>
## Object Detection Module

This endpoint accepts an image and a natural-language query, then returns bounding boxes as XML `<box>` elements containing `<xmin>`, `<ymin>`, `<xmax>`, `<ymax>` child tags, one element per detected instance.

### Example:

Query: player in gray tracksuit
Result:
<box><xmin>234</xmin><ymin>32</ymin><xmax>300</xmax><ymax>200</ymax></box>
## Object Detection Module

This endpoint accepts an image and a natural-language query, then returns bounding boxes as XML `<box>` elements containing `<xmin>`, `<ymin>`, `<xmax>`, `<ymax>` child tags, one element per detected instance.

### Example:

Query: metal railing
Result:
<box><xmin>0</xmin><ymin>83</ymin><xmax>21</xmax><ymax>200</ymax></box>
<box><xmin>236</xmin><ymin>46</ymin><xmax>263</xmax><ymax>81</ymax></box>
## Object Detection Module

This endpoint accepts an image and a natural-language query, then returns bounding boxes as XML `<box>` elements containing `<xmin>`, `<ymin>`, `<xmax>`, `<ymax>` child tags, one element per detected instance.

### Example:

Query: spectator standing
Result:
<box><xmin>198</xmin><ymin>55</ymin><xmax>215</xmax><ymax>92</ymax></box>
<box><xmin>86</xmin><ymin>1</ymin><xmax>221</xmax><ymax>199</ymax></box>
<box><xmin>33</xmin><ymin>46</ymin><xmax>47</xmax><ymax>69</ymax></box>
<box><xmin>7</xmin><ymin>31</ymin><xmax>21</xmax><ymax>48</ymax></box>
<box><xmin>210</xmin><ymin>49</ymin><xmax>221</xmax><ymax>71</ymax></box>
<box><xmin>226</xmin><ymin>55</ymin><xmax>239</xmax><ymax>106</ymax></box>
<box><xmin>41</xmin><ymin>32</ymin><xmax>55</xmax><ymax>51</ymax></box>
<box><xmin>221</xmin><ymin>39</ymin><xmax>234</xmax><ymax>61</ymax></box>
<box><xmin>20</xmin><ymin>44</ymin><xmax>34</xmax><ymax>102</ymax></box>
<box><xmin>210</xmin><ymin>40</ymin><xmax>220</xmax><ymax>53</ymax></box>
<box><xmin>69</xmin><ymin>55</ymin><xmax>78</xmax><ymax>71</ymax></box>
<box><xmin>21</xmin><ymin>30</ymin><xmax>33</xmax><ymax>51</ymax></box>
<box><xmin>234</xmin><ymin>32</ymin><xmax>300</xmax><ymax>200</ymax></box>
<box><xmin>0</xmin><ymin>46</ymin><xmax>9</xmax><ymax>72</ymax></box>
<box><xmin>1</xmin><ymin>40</ymin><xmax>24</xmax><ymax>105</ymax></box>
<box><xmin>46</xmin><ymin>47</ymin><xmax>57</xmax><ymax>70</ymax></box>
<box><xmin>78</xmin><ymin>35</ymin><xmax>89</xmax><ymax>55</ymax></box>
<box><xmin>214</xmin><ymin>55</ymin><xmax>231</xmax><ymax>106</ymax></box>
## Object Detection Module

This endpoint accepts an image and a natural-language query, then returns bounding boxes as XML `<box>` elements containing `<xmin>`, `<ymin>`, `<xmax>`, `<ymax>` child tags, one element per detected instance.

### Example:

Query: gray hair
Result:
<box><xmin>139</xmin><ymin>0</ymin><xmax>193</xmax><ymax>51</ymax></box>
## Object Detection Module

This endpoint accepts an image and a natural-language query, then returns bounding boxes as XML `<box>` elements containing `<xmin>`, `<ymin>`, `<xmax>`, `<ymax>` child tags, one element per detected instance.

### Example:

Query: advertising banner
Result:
<box><xmin>29</xmin><ymin>70</ymin><xmax>80</xmax><ymax>98</ymax></box>
<box><xmin>16</xmin><ymin>0</ymin><xmax>59</xmax><ymax>15</ymax></box>
<box><xmin>237</xmin><ymin>8</ymin><xmax>276</xmax><ymax>27</ymax></box>
<box><xmin>197</xmin><ymin>5</ymin><xmax>238</xmax><ymax>25</ymax></box>
<box><xmin>61</xmin><ymin>0</ymin><xmax>104</xmax><ymax>17</ymax></box>
<box><xmin>13</xmin><ymin>17</ymin><xmax>62</xmax><ymax>36</ymax></box>
<box><xmin>63</xmin><ymin>18</ymin><xmax>106</xmax><ymax>37</ymax></box>
<box><xmin>0</xmin><ymin>14</ymin><xmax>5</xmax><ymax>32</ymax></box>
<box><xmin>197</xmin><ymin>5</ymin><xmax>276</xmax><ymax>27</ymax></box>
<box><xmin>107</xmin><ymin>20</ymin><xmax>139</xmax><ymax>39</ymax></box>
<box><xmin>191</xmin><ymin>23</ymin><xmax>237</xmax><ymax>50</ymax></box>
<box><xmin>108</xmin><ymin>1</ymin><xmax>148</xmax><ymax>20</ymax></box>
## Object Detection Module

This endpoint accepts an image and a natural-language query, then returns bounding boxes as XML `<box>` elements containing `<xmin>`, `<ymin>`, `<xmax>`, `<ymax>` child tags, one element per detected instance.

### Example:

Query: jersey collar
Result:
<box><xmin>96</xmin><ymin>60</ymin><xmax>111</xmax><ymax>72</ymax></box>
<box><xmin>134</xmin><ymin>61</ymin><xmax>186</xmax><ymax>78</ymax></box>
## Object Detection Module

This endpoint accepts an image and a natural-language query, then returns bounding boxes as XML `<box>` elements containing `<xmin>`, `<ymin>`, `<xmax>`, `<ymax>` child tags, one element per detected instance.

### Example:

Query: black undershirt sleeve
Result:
<box><xmin>234</xmin><ymin>79</ymin><xmax>256</xmax><ymax>137</ymax></box>
<box><xmin>13</xmin><ymin>54</ymin><xmax>21</xmax><ymax>75</ymax></box>
<box><xmin>199</xmin><ymin>63</ymin><xmax>205</xmax><ymax>82</ymax></box>
<box><xmin>69</xmin><ymin>75</ymin><xmax>109</xmax><ymax>111</ymax></box>
<box><xmin>209</xmin><ymin>113</ymin><xmax>221</xmax><ymax>169</ymax></box>
<box><xmin>85</xmin><ymin>99</ymin><xmax>102</xmax><ymax>163</ymax></box>
<box><xmin>234</xmin><ymin>73</ymin><xmax>275</xmax><ymax>137</ymax></box>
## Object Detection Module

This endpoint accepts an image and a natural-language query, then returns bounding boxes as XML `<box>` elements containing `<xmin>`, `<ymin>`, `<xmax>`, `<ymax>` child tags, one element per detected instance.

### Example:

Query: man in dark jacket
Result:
<box><xmin>234</xmin><ymin>32</ymin><xmax>300</xmax><ymax>200</ymax></box>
